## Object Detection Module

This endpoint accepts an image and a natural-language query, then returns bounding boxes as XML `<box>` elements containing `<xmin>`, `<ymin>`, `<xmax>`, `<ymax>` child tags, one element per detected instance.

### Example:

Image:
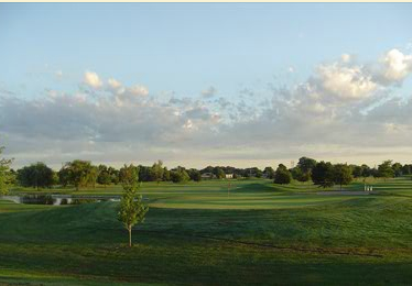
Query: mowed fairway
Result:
<box><xmin>2</xmin><ymin>178</ymin><xmax>412</xmax><ymax>285</ymax></box>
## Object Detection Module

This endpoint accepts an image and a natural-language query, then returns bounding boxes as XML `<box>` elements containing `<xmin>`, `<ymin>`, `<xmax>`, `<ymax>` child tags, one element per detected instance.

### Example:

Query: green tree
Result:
<box><xmin>97</xmin><ymin>164</ymin><xmax>112</xmax><ymax>185</ymax></box>
<box><xmin>263</xmin><ymin>167</ymin><xmax>275</xmax><ymax>179</ymax></box>
<box><xmin>137</xmin><ymin>165</ymin><xmax>152</xmax><ymax>182</ymax></box>
<box><xmin>361</xmin><ymin>164</ymin><xmax>371</xmax><ymax>177</ymax></box>
<box><xmin>333</xmin><ymin>164</ymin><xmax>353</xmax><ymax>189</ymax></box>
<box><xmin>352</xmin><ymin>165</ymin><xmax>363</xmax><ymax>178</ymax></box>
<box><xmin>151</xmin><ymin>160</ymin><xmax>164</xmax><ymax>184</ymax></box>
<box><xmin>297</xmin><ymin>157</ymin><xmax>317</xmax><ymax>173</ymax></box>
<box><xmin>370</xmin><ymin>167</ymin><xmax>379</xmax><ymax>178</ymax></box>
<box><xmin>108</xmin><ymin>167</ymin><xmax>120</xmax><ymax>185</ymax></box>
<box><xmin>17</xmin><ymin>162</ymin><xmax>54</xmax><ymax>188</ymax></box>
<box><xmin>378</xmin><ymin>160</ymin><xmax>395</xmax><ymax>179</ymax></box>
<box><xmin>392</xmin><ymin>162</ymin><xmax>403</xmax><ymax>177</ymax></box>
<box><xmin>117</xmin><ymin>182</ymin><xmax>148</xmax><ymax>247</ymax></box>
<box><xmin>274</xmin><ymin>164</ymin><xmax>292</xmax><ymax>185</ymax></box>
<box><xmin>119</xmin><ymin>164</ymin><xmax>139</xmax><ymax>187</ymax></box>
<box><xmin>291</xmin><ymin>166</ymin><xmax>310</xmax><ymax>183</ymax></box>
<box><xmin>402</xmin><ymin>164</ymin><xmax>412</xmax><ymax>175</ymax></box>
<box><xmin>58</xmin><ymin>166</ymin><xmax>71</xmax><ymax>187</ymax></box>
<box><xmin>214</xmin><ymin>167</ymin><xmax>226</xmax><ymax>179</ymax></box>
<box><xmin>171</xmin><ymin>167</ymin><xmax>190</xmax><ymax>183</ymax></box>
<box><xmin>87</xmin><ymin>165</ymin><xmax>99</xmax><ymax>188</ymax></box>
<box><xmin>252</xmin><ymin>167</ymin><xmax>263</xmax><ymax>178</ymax></box>
<box><xmin>294</xmin><ymin>157</ymin><xmax>316</xmax><ymax>182</ymax></box>
<box><xmin>188</xmin><ymin>168</ymin><xmax>202</xmax><ymax>182</ymax></box>
<box><xmin>8</xmin><ymin>169</ymin><xmax>17</xmax><ymax>186</ymax></box>
<box><xmin>0</xmin><ymin>145</ymin><xmax>12</xmax><ymax>195</ymax></box>
<box><xmin>59</xmin><ymin>160</ymin><xmax>96</xmax><ymax>191</ymax></box>
<box><xmin>312</xmin><ymin>161</ymin><xmax>335</xmax><ymax>188</ymax></box>
<box><xmin>162</xmin><ymin>167</ymin><xmax>171</xmax><ymax>181</ymax></box>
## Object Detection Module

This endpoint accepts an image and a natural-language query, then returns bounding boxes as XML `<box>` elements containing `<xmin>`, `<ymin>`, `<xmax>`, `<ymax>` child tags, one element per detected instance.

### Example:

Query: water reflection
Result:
<box><xmin>2</xmin><ymin>195</ymin><xmax>116</xmax><ymax>205</ymax></box>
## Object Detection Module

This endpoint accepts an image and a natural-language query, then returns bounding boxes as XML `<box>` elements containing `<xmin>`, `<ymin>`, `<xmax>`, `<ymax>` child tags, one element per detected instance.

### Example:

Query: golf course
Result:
<box><xmin>3</xmin><ymin>2</ymin><xmax>412</xmax><ymax>285</ymax></box>
<box><xmin>2</xmin><ymin>177</ymin><xmax>412</xmax><ymax>285</ymax></box>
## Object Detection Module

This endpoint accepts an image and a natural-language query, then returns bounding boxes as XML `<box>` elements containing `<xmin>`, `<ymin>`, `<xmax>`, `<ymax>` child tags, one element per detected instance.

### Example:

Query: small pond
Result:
<box><xmin>2</xmin><ymin>195</ymin><xmax>120</xmax><ymax>205</ymax></box>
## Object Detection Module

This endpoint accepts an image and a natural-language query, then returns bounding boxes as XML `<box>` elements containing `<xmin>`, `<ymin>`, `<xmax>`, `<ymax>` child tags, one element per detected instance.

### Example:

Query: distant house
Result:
<box><xmin>225</xmin><ymin>174</ymin><xmax>233</xmax><ymax>179</ymax></box>
<box><xmin>201</xmin><ymin>173</ymin><xmax>215</xmax><ymax>180</ymax></box>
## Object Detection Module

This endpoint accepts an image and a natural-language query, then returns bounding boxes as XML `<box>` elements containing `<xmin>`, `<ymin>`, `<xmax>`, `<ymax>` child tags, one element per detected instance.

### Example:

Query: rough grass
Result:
<box><xmin>2</xmin><ymin>178</ymin><xmax>412</xmax><ymax>285</ymax></box>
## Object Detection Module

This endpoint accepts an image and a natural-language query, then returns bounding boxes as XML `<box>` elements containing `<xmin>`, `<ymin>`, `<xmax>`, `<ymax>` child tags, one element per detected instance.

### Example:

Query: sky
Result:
<box><xmin>1</xmin><ymin>3</ymin><xmax>412</xmax><ymax>169</ymax></box>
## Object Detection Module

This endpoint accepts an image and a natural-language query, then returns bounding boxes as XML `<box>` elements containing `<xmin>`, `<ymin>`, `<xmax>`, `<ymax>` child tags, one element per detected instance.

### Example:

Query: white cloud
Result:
<box><xmin>381</xmin><ymin>49</ymin><xmax>412</xmax><ymax>82</ymax></box>
<box><xmin>182</xmin><ymin>119</ymin><xmax>195</xmax><ymax>130</ymax></box>
<box><xmin>201</xmin><ymin>86</ymin><xmax>217</xmax><ymax>98</ymax></box>
<box><xmin>128</xmin><ymin>85</ymin><xmax>149</xmax><ymax>96</ymax></box>
<box><xmin>2</xmin><ymin>47</ymin><xmax>412</xmax><ymax>168</ymax></box>
<box><xmin>305</xmin><ymin>102</ymin><xmax>326</xmax><ymax>114</ymax></box>
<box><xmin>314</xmin><ymin>63</ymin><xmax>377</xmax><ymax>101</ymax></box>
<box><xmin>84</xmin><ymin>71</ymin><xmax>102</xmax><ymax>89</ymax></box>
<box><xmin>341</xmin><ymin>54</ymin><xmax>351</xmax><ymax>63</ymax></box>
<box><xmin>107</xmin><ymin>78</ymin><xmax>122</xmax><ymax>89</ymax></box>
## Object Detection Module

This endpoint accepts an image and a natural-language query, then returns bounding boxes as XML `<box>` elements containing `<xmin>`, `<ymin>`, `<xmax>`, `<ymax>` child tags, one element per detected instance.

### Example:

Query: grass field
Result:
<box><xmin>2</xmin><ymin>178</ymin><xmax>412</xmax><ymax>285</ymax></box>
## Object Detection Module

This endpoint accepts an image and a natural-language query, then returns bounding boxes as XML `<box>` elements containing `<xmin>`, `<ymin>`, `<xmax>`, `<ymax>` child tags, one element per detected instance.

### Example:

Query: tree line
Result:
<box><xmin>1</xmin><ymin>145</ymin><xmax>412</xmax><ymax>192</ymax></box>
<box><xmin>7</xmin><ymin>160</ymin><xmax>278</xmax><ymax>190</ymax></box>
<box><xmin>272</xmin><ymin>157</ymin><xmax>411</xmax><ymax>188</ymax></box>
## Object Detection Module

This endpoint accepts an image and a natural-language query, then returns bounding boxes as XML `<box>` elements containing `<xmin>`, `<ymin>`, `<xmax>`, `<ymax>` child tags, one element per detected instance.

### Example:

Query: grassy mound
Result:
<box><xmin>2</xmin><ymin>178</ymin><xmax>412</xmax><ymax>285</ymax></box>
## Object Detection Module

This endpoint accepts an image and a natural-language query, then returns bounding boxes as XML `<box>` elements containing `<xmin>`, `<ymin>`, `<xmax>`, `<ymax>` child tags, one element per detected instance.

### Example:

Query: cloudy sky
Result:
<box><xmin>1</xmin><ymin>3</ymin><xmax>412</xmax><ymax>169</ymax></box>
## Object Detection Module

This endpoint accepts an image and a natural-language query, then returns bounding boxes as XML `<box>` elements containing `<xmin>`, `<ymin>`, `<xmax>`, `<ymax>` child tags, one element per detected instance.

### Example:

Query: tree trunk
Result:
<box><xmin>129</xmin><ymin>225</ymin><xmax>132</xmax><ymax>247</ymax></box>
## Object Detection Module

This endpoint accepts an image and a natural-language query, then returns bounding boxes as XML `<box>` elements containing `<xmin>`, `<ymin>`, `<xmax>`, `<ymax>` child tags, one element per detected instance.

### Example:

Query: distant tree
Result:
<box><xmin>138</xmin><ymin>165</ymin><xmax>152</xmax><ymax>182</ymax></box>
<box><xmin>17</xmin><ymin>167</ymin><xmax>31</xmax><ymax>187</ymax></box>
<box><xmin>294</xmin><ymin>157</ymin><xmax>316</xmax><ymax>182</ymax></box>
<box><xmin>97</xmin><ymin>165</ymin><xmax>112</xmax><ymax>185</ymax></box>
<box><xmin>312</xmin><ymin>161</ymin><xmax>335</xmax><ymax>188</ymax></box>
<box><xmin>117</xmin><ymin>182</ymin><xmax>148</xmax><ymax>247</ymax></box>
<box><xmin>392</xmin><ymin>162</ymin><xmax>403</xmax><ymax>177</ymax></box>
<box><xmin>274</xmin><ymin>164</ymin><xmax>292</xmax><ymax>185</ymax></box>
<box><xmin>291</xmin><ymin>166</ymin><xmax>302</xmax><ymax>180</ymax></box>
<box><xmin>360</xmin><ymin>164</ymin><xmax>371</xmax><ymax>177</ymax></box>
<box><xmin>201</xmin><ymin>166</ymin><xmax>214</xmax><ymax>174</ymax></box>
<box><xmin>352</xmin><ymin>165</ymin><xmax>363</xmax><ymax>178</ymax></box>
<box><xmin>263</xmin><ymin>167</ymin><xmax>275</xmax><ymax>179</ymax></box>
<box><xmin>402</xmin><ymin>164</ymin><xmax>412</xmax><ymax>176</ymax></box>
<box><xmin>162</xmin><ymin>167</ymin><xmax>171</xmax><ymax>181</ymax></box>
<box><xmin>225</xmin><ymin>166</ymin><xmax>236</xmax><ymax>176</ymax></box>
<box><xmin>87</xmin><ymin>166</ymin><xmax>99</xmax><ymax>188</ymax></box>
<box><xmin>378</xmin><ymin>160</ymin><xmax>395</xmax><ymax>179</ymax></box>
<box><xmin>291</xmin><ymin>166</ymin><xmax>310</xmax><ymax>183</ymax></box>
<box><xmin>119</xmin><ymin>164</ymin><xmax>139</xmax><ymax>187</ymax></box>
<box><xmin>108</xmin><ymin>167</ymin><xmax>120</xmax><ymax>185</ymax></box>
<box><xmin>58</xmin><ymin>166</ymin><xmax>71</xmax><ymax>187</ymax></box>
<box><xmin>151</xmin><ymin>160</ymin><xmax>164</xmax><ymax>184</ymax></box>
<box><xmin>297</xmin><ymin>157</ymin><xmax>317</xmax><ymax>174</ymax></box>
<box><xmin>251</xmin><ymin>167</ymin><xmax>263</xmax><ymax>178</ymax></box>
<box><xmin>333</xmin><ymin>164</ymin><xmax>353</xmax><ymax>189</ymax></box>
<box><xmin>60</xmin><ymin>160</ymin><xmax>96</xmax><ymax>191</ymax></box>
<box><xmin>8</xmin><ymin>169</ymin><xmax>17</xmax><ymax>186</ymax></box>
<box><xmin>171</xmin><ymin>167</ymin><xmax>190</xmax><ymax>183</ymax></box>
<box><xmin>17</xmin><ymin>162</ymin><xmax>54</xmax><ymax>188</ymax></box>
<box><xmin>188</xmin><ymin>169</ymin><xmax>202</xmax><ymax>182</ymax></box>
<box><xmin>242</xmin><ymin>168</ymin><xmax>251</xmax><ymax>178</ymax></box>
<box><xmin>370</xmin><ymin>167</ymin><xmax>379</xmax><ymax>178</ymax></box>
<box><xmin>300</xmin><ymin>173</ymin><xmax>311</xmax><ymax>183</ymax></box>
<box><xmin>214</xmin><ymin>167</ymin><xmax>226</xmax><ymax>179</ymax></box>
<box><xmin>0</xmin><ymin>145</ymin><xmax>12</xmax><ymax>195</ymax></box>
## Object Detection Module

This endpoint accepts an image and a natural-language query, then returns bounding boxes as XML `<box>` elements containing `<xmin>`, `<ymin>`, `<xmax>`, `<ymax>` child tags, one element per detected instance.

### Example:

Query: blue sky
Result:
<box><xmin>2</xmin><ymin>3</ymin><xmax>411</xmax><ymax>98</ymax></box>
<box><xmin>1</xmin><ymin>3</ymin><xmax>412</xmax><ymax>168</ymax></box>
